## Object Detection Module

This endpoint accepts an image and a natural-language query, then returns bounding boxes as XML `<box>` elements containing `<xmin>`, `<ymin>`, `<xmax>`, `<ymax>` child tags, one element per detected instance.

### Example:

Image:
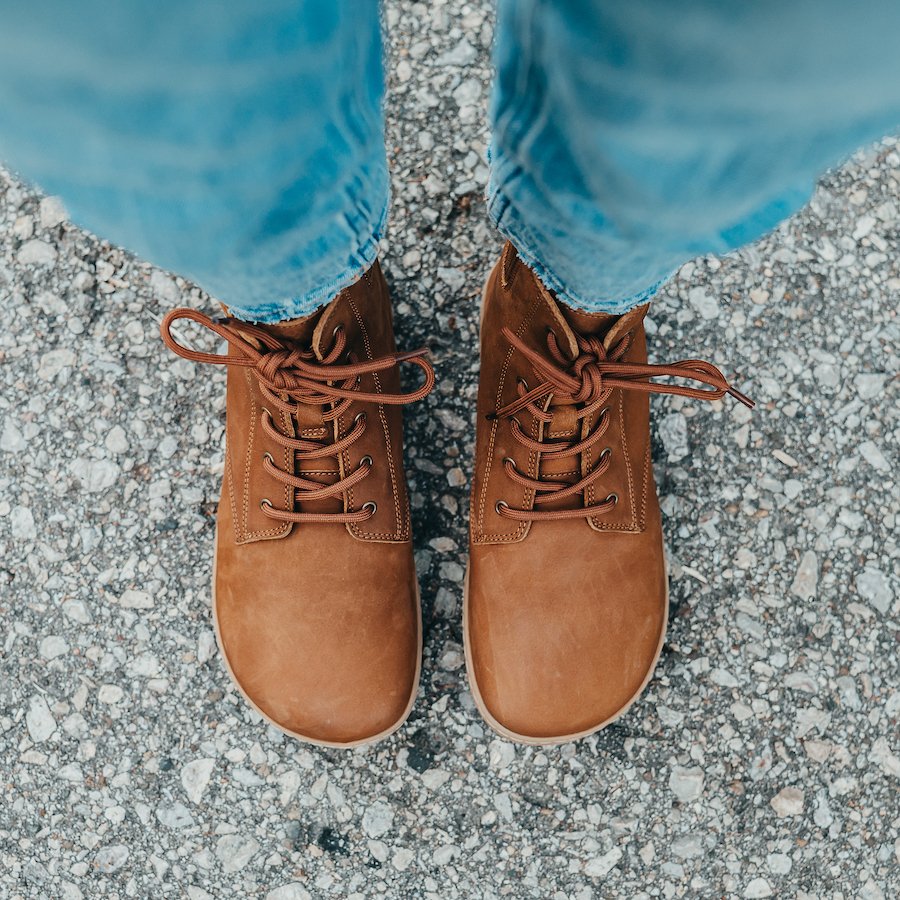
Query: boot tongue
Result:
<box><xmin>535</xmin><ymin>291</ymin><xmax>651</xmax><ymax>512</ymax></box>
<box><xmin>559</xmin><ymin>301</ymin><xmax>650</xmax><ymax>353</ymax></box>
<box><xmin>221</xmin><ymin>301</ymin><xmax>326</xmax><ymax>352</ymax></box>
<box><xmin>263</xmin><ymin>308</ymin><xmax>322</xmax><ymax>346</ymax></box>
<box><xmin>531</xmin><ymin>266</ymin><xmax>649</xmax><ymax>357</ymax></box>
<box><xmin>222</xmin><ymin>298</ymin><xmax>346</xmax><ymax>515</ymax></box>
<box><xmin>262</xmin><ymin>292</ymin><xmax>345</xmax><ymax>362</ymax></box>
<box><xmin>224</xmin><ymin>290</ymin><xmax>348</xmax><ymax>362</ymax></box>
<box><xmin>235</xmin><ymin>298</ymin><xmax>342</xmax><ymax>462</ymax></box>
<box><xmin>532</xmin><ymin>277</ymin><xmax>580</xmax><ymax>360</ymax></box>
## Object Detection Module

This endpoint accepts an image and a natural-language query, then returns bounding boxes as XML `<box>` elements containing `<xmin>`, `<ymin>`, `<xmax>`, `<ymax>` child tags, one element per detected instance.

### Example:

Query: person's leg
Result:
<box><xmin>0</xmin><ymin>1</ymin><xmax>436</xmax><ymax>747</ymax></box>
<box><xmin>467</xmin><ymin>0</ymin><xmax>900</xmax><ymax>745</ymax></box>
<box><xmin>488</xmin><ymin>0</ymin><xmax>900</xmax><ymax>313</ymax></box>
<box><xmin>0</xmin><ymin>0</ymin><xmax>387</xmax><ymax>322</ymax></box>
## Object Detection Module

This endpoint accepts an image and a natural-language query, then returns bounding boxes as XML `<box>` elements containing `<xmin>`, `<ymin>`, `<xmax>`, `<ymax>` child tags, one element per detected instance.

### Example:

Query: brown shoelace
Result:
<box><xmin>161</xmin><ymin>308</ymin><xmax>434</xmax><ymax>524</ymax></box>
<box><xmin>491</xmin><ymin>325</ymin><xmax>754</xmax><ymax>522</ymax></box>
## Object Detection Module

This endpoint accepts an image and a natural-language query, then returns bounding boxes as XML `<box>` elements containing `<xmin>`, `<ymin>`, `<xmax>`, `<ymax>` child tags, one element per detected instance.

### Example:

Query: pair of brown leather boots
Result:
<box><xmin>161</xmin><ymin>243</ymin><xmax>751</xmax><ymax>747</ymax></box>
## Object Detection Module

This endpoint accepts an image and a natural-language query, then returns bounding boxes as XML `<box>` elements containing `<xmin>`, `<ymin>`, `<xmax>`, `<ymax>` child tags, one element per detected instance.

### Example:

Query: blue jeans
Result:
<box><xmin>1</xmin><ymin>1</ymin><xmax>899</xmax><ymax>321</ymax></box>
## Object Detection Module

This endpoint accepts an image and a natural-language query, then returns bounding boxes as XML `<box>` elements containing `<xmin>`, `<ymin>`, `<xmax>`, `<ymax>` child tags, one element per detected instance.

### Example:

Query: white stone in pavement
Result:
<box><xmin>266</xmin><ymin>885</ymin><xmax>312</xmax><ymax>900</ymax></box>
<box><xmin>584</xmin><ymin>847</ymin><xmax>623</xmax><ymax>877</ymax></box>
<box><xmin>181</xmin><ymin>758</ymin><xmax>216</xmax><ymax>804</ymax></box>
<box><xmin>25</xmin><ymin>695</ymin><xmax>56</xmax><ymax>743</ymax></box>
<box><xmin>215</xmin><ymin>834</ymin><xmax>259</xmax><ymax>873</ymax></box>
<box><xmin>39</xmin><ymin>635</ymin><xmax>68</xmax><ymax>660</ymax></box>
<box><xmin>770</xmin><ymin>787</ymin><xmax>805</xmax><ymax>817</ymax></box>
<box><xmin>790</xmin><ymin>551</ymin><xmax>818</xmax><ymax>599</ymax></box>
<box><xmin>856</xmin><ymin>567</ymin><xmax>893</xmax><ymax>614</ymax></box>
<box><xmin>18</xmin><ymin>238</ymin><xmax>57</xmax><ymax>265</ymax></box>
<box><xmin>362</xmin><ymin>800</ymin><xmax>394</xmax><ymax>838</ymax></box>
<box><xmin>94</xmin><ymin>845</ymin><xmax>129</xmax><ymax>874</ymax></box>
<box><xmin>669</xmin><ymin>766</ymin><xmax>705</xmax><ymax>802</ymax></box>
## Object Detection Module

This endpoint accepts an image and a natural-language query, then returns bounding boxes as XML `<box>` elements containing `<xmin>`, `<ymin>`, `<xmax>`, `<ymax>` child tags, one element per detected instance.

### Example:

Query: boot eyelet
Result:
<box><xmin>598</xmin><ymin>447</ymin><xmax>611</xmax><ymax>464</ymax></box>
<box><xmin>495</xmin><ymin>500</ymin><xmax>509</xmax><ymax>514</ymax></box>
<box><xmin>332</xmin><ymin>324</ymin><xmax>343</xmax><ymax>338</ymax></box>
<box><xmin>354</xmin><ymin>411</ymin><xmax>367</xmax><ymax>425</ymax></box>
<box><xmin>359</xmin><ymin>455</ymin><xmax>373</xmax><ymax>469</ymax></box>
<box><xmin>362</xmin><ymin>501</ymin><xmax>377</xmax><ymax>515</ymax></box>
<box><xmin>599</xmin><ymin>406</ymin><xmax>611</xmax><ymax>420</ymax></box>
<box><xmin>503</xmin><ymin>457</ymin><xmax>517</xmax><ymax>471</ymax></box>
<box><xmin>516</xmin><ymin>377</ymin><xmax>529</xmax><ymax>391</ymax></box>
<box><xmin>259</xmin><ymin>498</ymin><xmax>273</xmax><ymax>511</ymax></box>
<box><xmin>605</xmin><ymin>492</ymin><xmax>618</xmax><ymax>506</ymax></box>
<box><xmin>262</xmin><ymin>451</ymin><xmax>274</xmax><ymax>465</ymax></box>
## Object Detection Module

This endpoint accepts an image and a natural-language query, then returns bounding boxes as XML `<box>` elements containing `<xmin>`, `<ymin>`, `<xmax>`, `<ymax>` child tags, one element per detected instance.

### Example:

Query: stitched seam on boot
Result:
<box><xmin>475</xmin><ymin>283</ymin><xmax>540</xmax><ymax>544</ymax></box>
<box><xmin>587</xmin><ymin>389</ymin><xmax>642</xmax><ymax>533</ymax></box>
<box><xmin>345</xmin><ymin>279</ymin><xmax>407</xmax><ymax>542</ymax></box>
<box><xmin>235</xmin><ymin>368</ymin><xmax>290</xmax><ymax>543</ymax></box>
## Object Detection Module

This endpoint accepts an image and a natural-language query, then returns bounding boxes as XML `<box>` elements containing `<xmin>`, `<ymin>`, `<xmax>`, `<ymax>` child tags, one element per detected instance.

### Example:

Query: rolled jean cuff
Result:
<box><xmin>487</xmin><ymin>161</ymin><xmax>669</xmax><ymax>315</ymax></box>
<box><xmin>225</xmin><ymin>195</ymin><xmax>389</xmax><ymax>324</ymax></box>
<box><xmin>490</xmin><ymin>199</ymin><xmax>667</xmax><ymax>314</ymax></box>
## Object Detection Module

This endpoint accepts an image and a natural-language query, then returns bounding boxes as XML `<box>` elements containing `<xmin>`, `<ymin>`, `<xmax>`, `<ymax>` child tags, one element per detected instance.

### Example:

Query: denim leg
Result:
<box><xmin>0</xmin><ymin>0</ymin><xmax>386</xmax><ymax>322</ymax></box>
<box><xmin>490</xmin><ymin>0</ymin><xmax>900</xmax><ymax>313</ymax></box>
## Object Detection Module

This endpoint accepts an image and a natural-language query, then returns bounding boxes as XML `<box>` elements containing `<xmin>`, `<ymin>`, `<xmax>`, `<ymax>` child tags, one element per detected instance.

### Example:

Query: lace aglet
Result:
<box><xmin>728</xmin><ymin>386</ymin><xmax>755</xmax><ymax>409</ymax></box>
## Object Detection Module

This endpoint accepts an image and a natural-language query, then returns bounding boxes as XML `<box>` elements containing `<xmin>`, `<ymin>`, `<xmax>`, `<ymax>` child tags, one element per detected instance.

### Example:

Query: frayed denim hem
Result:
<box><xmin>486</xmin><ymin>165</ymin><xmax>668</xmax><ymax>314</ymax></box>
<box><xmin>225</xmin><ymin>200</ymin><xmax>389</xmax><ymax>325</ymax></box>
<box><xmin>503</xmin><ymin>226</ymin><xmax>668</xmax><ymax>315</ymax></box>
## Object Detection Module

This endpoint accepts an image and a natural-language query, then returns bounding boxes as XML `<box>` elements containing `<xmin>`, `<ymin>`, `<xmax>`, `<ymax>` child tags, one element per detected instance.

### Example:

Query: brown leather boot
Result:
<box><xmin>466</xmin><ymin>244</ymin><xmax>752</xmax><ymax>744</ymax></box>
<box><xmin>161</xmin><ymin>262</ymin><xmax>434</xmax><ymax>747</ymax></box>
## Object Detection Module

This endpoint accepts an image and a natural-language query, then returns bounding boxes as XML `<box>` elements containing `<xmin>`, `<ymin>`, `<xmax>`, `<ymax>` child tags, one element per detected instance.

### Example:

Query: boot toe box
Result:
<box><xmin>215</xmin><ymin>541</ymin><xmax>420</xmax><ymax>746</ymax></box>
<box><xmin>466</xmin><ymin>537</ymin><xmax>667</xmax><ymax>743</ymax></box>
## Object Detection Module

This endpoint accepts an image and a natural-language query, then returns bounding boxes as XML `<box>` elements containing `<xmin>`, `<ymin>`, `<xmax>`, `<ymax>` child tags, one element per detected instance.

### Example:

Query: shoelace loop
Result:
<box><xmin>492</xmin><ymin>325</ymin><xmax>753</xmax><ymax>522</ymax></box>
<box><xmin>161</xmin><ymin>308</ymin><xmax>434</xmax><ymax>524</ymax></box>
